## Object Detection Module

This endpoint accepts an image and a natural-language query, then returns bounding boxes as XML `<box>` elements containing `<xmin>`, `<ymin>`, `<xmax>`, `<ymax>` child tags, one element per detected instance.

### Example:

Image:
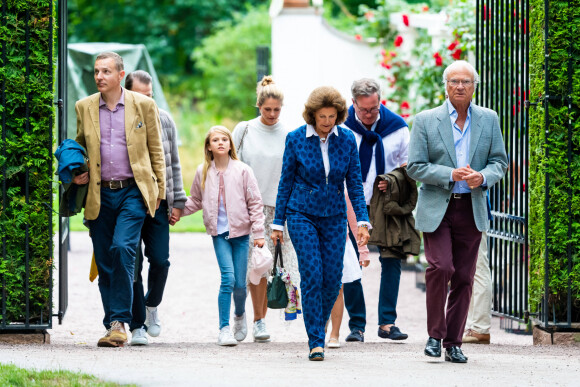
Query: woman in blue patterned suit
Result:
<box><xmin>270</xmin><ymin>86</ymin><xmax>370</xmax><ymax>361</ymax></box>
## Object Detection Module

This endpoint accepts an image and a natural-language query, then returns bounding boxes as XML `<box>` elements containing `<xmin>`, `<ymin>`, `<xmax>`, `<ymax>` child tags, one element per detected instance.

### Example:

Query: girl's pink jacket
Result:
<box><xmin>184</xmin><ymin>159</ymin><xmax>265</xmax><ymax>239</ymax></box>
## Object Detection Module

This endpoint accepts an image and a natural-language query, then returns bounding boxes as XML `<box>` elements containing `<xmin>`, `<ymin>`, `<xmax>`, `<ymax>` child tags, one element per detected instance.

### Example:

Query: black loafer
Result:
<box><xmin>424</xmin><ymin>336</ymin><xmax>442</xmax><ymax>357</ymax></box>
<box><xmin>378</xmin><ymin>326</ymin><xmax>408</xmax><ymax>340</ymax></box>
<box><xmin>445</xmin><ymin>346</ymin><xmax>468</xmax><ymax>363</ymax></box>
<box><xmin>308</xmin><ymin>351</ymin><xmax>325</xmax><ymax>361</ymax></box>
<box><xmin>345</xmin><ymin>329</ymin><xmax>364</xmax><ymax>342</ymax></box>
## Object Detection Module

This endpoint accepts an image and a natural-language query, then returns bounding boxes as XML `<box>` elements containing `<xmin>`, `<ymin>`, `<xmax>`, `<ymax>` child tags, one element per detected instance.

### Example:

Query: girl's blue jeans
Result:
<box><xmin>211</xmin><ymin>231</ymin><xmax>249</xmax><ymax>329</ymax></box>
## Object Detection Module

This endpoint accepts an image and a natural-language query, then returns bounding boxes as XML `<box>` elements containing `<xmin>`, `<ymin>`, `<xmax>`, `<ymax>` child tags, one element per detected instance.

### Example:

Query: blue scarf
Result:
<box><xmin>344</xmin><ymin>104</ymin><xmax>407</xmax><ymax>181</ymax></box>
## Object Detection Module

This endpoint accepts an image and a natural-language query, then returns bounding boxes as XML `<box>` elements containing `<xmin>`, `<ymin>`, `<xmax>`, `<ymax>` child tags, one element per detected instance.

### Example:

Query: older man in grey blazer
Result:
<box><xmin>407</xmin><ymin>60</ymin><xmax>507</xmax><ymax>363</ymax></box>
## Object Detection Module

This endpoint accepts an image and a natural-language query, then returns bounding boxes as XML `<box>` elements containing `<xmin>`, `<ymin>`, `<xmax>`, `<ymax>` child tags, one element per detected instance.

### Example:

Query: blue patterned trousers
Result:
<box><xmin>286</xmin><ymin>209</ymin><xmax>346</xmax><ymax>350</ymax></box>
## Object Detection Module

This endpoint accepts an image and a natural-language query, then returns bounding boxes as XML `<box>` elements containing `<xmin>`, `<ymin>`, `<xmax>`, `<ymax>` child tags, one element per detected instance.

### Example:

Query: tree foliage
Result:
<box><xmin>67</xmin><ymin>0</ymin><xmax>264</xmax><ymax>78</ymax></box>
<box><xmin>192</xmin><ymin>6</ymin><xmax>270</xmax><ymax>121</ymax></box>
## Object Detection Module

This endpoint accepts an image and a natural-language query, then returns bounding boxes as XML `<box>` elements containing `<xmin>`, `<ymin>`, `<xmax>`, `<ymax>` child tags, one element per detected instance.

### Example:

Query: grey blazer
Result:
<box><xmin>407</xmin><ymin>101</ymin><xmax>508</xmax><ymax>232</ymax></box>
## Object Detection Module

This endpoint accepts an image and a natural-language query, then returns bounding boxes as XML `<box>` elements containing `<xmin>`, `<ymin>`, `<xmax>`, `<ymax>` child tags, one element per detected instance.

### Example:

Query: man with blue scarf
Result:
<box><xmin>343</xmin><ymin>78</ymin><xmax>410</xmax><ymax>342</ymax></box>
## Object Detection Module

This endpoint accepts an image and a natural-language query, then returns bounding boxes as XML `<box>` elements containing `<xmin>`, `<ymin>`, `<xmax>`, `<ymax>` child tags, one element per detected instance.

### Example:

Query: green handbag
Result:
<box><xmin>267</xmin><ymin>242</ymin><xmax>289</xmax><ymax>309</ymax></box>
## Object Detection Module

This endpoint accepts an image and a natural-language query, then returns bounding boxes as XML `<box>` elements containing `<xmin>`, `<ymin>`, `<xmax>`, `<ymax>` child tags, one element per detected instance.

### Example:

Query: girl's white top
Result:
<box><xmin>232</xmin><ymin>117</ymin><xmax>289</xmax><ymax>207</ymax></box>
<box><xmin>342</xmin><ymin>237</ymin><xmax>362</xmax><ymax>283</ymax></box>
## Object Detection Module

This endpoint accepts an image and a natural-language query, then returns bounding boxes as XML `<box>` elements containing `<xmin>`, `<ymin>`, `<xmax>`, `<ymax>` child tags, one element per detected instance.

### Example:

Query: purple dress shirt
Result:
<box><xmin>99</xmin><ymin>89</ymin><xmax>133</xmax><ymax>181</ymax></box>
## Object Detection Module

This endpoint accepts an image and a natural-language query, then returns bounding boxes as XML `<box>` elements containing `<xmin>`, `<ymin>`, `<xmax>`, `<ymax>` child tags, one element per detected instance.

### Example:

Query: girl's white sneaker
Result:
<box><xmin>233</xmin><ymin>313</ymin><xmax>247</xmax><ymax>341</ymax></box>
<box><xmin>217</xmin><ymin>326</ymin><xmax>238</xmax><ymax>346</ymax></box>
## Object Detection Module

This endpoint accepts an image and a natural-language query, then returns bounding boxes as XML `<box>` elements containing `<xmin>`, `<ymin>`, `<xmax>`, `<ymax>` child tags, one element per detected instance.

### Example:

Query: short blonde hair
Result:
<box><xmin>201</xmin><ymin>126</ymin><xmax>239</xmax><ymax>189</ymax></box>
<box><xmin>256</xmin><ymin>75</ymin><xmax>284</xmax><ymax>107</ymax></box>
<box><xmin>302</xmin><ymin>86</ymin><xmax>348</xmax><ymax>126</ymax></box>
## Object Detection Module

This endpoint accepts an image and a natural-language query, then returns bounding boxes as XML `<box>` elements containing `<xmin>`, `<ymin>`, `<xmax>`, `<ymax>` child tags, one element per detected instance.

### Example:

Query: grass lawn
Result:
<box><xmin>0</xmin><ymin>363</ymin><xmax>136</xmax><ymax>386</ymax></box>
<box><xmin>66</xmin><ymin>210</ymin><xmax>206</xmax><ymax>233</ymax></box>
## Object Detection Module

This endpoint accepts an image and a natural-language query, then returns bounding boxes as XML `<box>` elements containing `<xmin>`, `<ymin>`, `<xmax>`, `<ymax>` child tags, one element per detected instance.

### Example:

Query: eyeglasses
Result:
<box><xmin>354</xmin><ymin>101</ymin><xmax>380</xmax><ymax>115</ymax></box>
<box><xmin>447</xmin><ymin>79</ymin><xmax>475</xmax><ymax>87</ymax></box>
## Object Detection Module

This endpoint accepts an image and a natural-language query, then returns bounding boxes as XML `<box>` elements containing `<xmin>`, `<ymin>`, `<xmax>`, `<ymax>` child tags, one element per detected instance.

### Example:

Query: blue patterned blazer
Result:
<box><xmin>407</xmin><ymin>101</ymin><xmax>508</xmax><ymax>233</ymax></box>
<box><xmin>273</xmin><ymin>125</ymin><xmax>369</xmax><ymax>226</ymax></box>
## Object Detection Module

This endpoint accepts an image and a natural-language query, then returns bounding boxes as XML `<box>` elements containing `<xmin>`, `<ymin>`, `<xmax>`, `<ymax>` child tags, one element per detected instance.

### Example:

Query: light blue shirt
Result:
<box><xmin>447</xmin><ymin>100</ymin><xmax>486</xmax><ymax>193</ymax></box>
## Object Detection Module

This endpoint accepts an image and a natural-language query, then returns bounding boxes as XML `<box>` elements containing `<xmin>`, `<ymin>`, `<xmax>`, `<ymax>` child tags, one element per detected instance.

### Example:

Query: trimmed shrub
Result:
<box><xmin>0</xmin><ymin>0</ymin><xmax>56</xmax><ymax>325</ymax></box>
<box><xmin>529</xmin><ymin>0</ymin><xmax>580</xmax><ymax>321</ymax></box>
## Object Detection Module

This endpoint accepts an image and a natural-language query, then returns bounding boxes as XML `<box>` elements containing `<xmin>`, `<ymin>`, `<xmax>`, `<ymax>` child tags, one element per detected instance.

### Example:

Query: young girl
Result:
<box><xmin>183</xmin><ymin>126</ymin><xmax>265</xmax><ymax>346</ymax></box>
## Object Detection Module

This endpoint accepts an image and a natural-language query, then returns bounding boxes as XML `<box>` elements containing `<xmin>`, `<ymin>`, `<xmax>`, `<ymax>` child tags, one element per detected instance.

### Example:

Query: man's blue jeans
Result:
<box><xmin>343</xmin><ymin>226</ymin><xmax>367</xmax><ymax>332</ymax></box>
<box><xmin>130</xmin><ymin>200</ymin><xmax>170</xmax><ymax>332</ymax></box>
<box><xmin>211</xmin><ymin>231</ymin><xmax>249</xmax><ymax>329</ymax></box>
<box><xmin>378</xmin><ymin>257</ymin><xmax>402</xmax><ymax>325</ymax></box>
<box><xmin>89</xmin><ymin>184</ymin><xmax>146</xmax><ymax>328</ymax></box>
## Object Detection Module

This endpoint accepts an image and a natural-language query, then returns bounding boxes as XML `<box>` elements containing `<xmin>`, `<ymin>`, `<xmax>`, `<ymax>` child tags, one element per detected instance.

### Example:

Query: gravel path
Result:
<box><xmin>1</xmin><ymin>231</ymin><xmax>579</xmax><ymax>386</ymax></box>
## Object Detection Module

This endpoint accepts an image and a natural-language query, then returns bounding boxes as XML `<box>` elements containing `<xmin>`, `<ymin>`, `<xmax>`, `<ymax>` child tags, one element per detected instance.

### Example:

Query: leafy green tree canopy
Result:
<box><xmin>192</xmin><ymin>6</ymin><xmax>270</xmax><ymax>121</ymax></box>
<box><xmin>67</xmin><ymin>0</ymin><xmax>263</xmax><ymax>77</ymax></box>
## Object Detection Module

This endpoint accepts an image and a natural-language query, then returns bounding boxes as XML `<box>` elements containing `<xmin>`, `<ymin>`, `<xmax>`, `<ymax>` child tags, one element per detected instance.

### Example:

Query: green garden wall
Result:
<box><xmin>529</xmin><ymin>0</ymin><xmax>580</xmax><ymax>322</ymax></box>
<box><xmin>0</xmin><ymin>0</ymin><xmax>56</xmax><ymax>326</ymax></box>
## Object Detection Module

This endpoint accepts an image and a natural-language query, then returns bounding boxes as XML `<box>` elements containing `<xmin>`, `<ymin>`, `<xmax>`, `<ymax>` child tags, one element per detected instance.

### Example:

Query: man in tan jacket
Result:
<box><xmin>73</xmin><ymin>52</ymin><xmax>165</xmax><ymax>347</ymax></box>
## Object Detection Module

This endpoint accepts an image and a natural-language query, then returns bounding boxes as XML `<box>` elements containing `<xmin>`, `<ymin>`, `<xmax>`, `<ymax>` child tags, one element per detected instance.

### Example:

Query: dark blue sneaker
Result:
<box><xmin>378</xmin><ymin>326</ymin><xmax>408</xmax><ymax>340</ymax></box>
<box><xmin>345</xmin><ymin>329</ymin><xmax>364</xmax><ymax>342</ymax></box>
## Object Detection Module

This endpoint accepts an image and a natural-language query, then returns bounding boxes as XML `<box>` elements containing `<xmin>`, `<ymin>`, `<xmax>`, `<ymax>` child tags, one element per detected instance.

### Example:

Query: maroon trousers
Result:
<box><xmin>423</xmin><ymin>196</ymin><xmax>482</xmax><ymax>348</ymax></box>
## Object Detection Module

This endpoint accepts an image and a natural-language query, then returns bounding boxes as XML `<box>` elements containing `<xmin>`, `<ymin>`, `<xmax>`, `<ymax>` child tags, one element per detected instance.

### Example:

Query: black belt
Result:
<box><xmin>101</xmin><ymin>178</ymin><xmax>136</xmax><ymax>189</ymax></box>
<box><xmin>451</xmin><ymin>192</ymin><xmax>471</xmax><ymax>199</ymax></box>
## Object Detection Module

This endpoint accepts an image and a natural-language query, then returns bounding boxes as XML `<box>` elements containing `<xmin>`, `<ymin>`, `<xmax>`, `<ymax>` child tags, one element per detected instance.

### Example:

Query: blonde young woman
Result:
<box><xmin>232</xmin><ymin>76</ymin><xmax>300</xmax><ymax>342</ymax></box>
<box><xmin>183</xmin><ymin>126</ymin><xmax>265</xmax><ymax>346</ymax></box>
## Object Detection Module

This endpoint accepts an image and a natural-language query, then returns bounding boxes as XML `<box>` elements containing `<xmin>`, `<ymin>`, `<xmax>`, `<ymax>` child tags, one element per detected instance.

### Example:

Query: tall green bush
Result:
<box><xmin>0</xmin><ymin>0</ymin><xmax>56</xmax><ymax>325</ymax></box>
<box><xmin>529</xmin><ymin>0</ymin><xmax>580</xmax><ymax>321</ymax></box>
<box><xmin>67</xmin><ymin>0</ymin><xmax>264</xmax><ymax>78</ymax></box>
<box><xmin>191</xmin><ymin>6</ymin><xmax>270</xmax><ymax>121</ymax></box>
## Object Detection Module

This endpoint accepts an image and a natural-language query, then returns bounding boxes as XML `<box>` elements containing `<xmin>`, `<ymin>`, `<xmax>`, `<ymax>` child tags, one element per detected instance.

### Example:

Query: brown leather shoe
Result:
<box><xmin>108</xmin><ymin>321</ymin><xmax>128</xmax><ymax>346</ymax></box>
<box><xmin>463</xmin><ymin>329</ymin><xmax>490</xmax><ymax>344</ymax></box>
<box><xmin>97</xmin><ymin>329</ymin><xmax>118</xmax><ymax>347</ymax></box>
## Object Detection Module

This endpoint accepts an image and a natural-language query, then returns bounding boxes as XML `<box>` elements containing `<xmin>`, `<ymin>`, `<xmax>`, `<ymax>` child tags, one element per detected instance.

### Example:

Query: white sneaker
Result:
<box><xmin>217</xmin><ymin>326</ymin><xmax>238</xmax><ymax>346</ymax></box>
<box><xmin>253</xmin><ymin>319</ymin><xmax>271</xmax><ymax>342</ymax></box>
<box><xmin>233</xmin><ymin>313</ymin><xmax>247</xmax><ymax>341</ymax></box>
<box><xmin>131</xmin><ymin>327</ymin><xmax>149</xmax><ymax>346</ymax></box>
<box><xmin>145</xmin><ymin>306</ymin><xmax>161</xmax><ymax>337</ymax></box>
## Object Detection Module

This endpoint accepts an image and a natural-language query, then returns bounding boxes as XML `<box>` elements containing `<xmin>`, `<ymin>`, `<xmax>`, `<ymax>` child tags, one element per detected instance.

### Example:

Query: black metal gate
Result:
<box><xmin>56</xmin><ymin>0</ymin><xmax>69</xmax><ymax>325</ymax></box>
<box><xmin>475</xmin><ymin>0</ymin><xmax>530</xmax><ymax>323</ymax></box>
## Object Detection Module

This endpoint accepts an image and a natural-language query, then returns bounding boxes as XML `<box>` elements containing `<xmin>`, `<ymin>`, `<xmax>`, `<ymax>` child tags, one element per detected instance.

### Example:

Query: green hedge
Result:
<box><xmin>0</xmin><ymin>1</ymin><xmax>56</xmax><ymax>325</ymax></box>
<box><xmin>529</xmin><ymin>0</ymin><xmax>580</xmax><ymax>321</ymax></box>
